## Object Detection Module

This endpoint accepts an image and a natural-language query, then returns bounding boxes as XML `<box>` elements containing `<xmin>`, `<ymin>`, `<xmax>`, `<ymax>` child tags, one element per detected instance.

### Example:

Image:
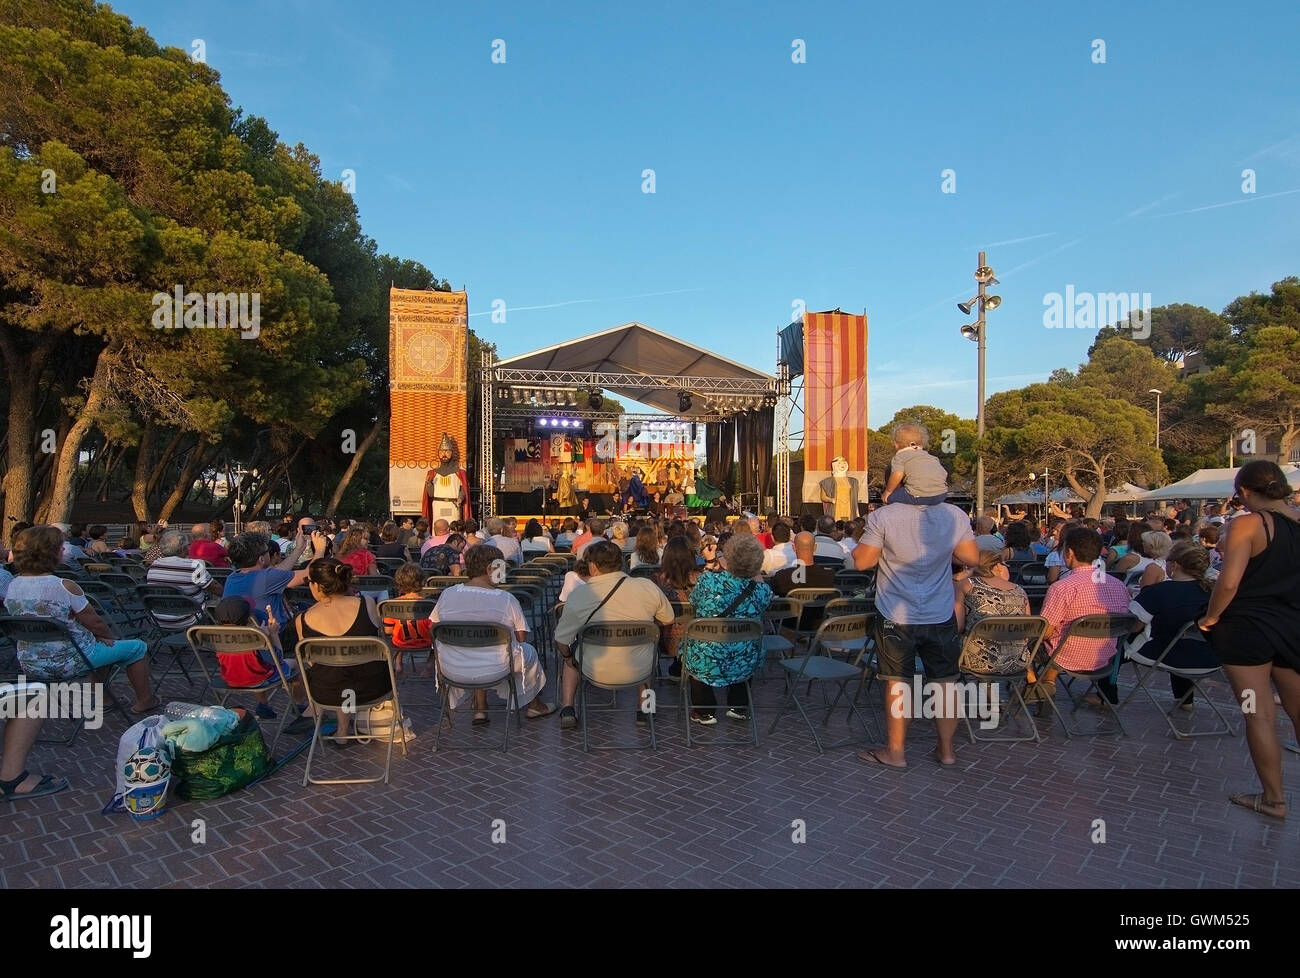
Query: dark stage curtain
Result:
<box><xmin>705</xmin><ymin>420</ymin><xmax>735</xmax><ymax>494</ymax></box>
<box><xmin>735</xmin><ymin>408</ymin><xmax>775</xmax><ymax>500</ymax></box>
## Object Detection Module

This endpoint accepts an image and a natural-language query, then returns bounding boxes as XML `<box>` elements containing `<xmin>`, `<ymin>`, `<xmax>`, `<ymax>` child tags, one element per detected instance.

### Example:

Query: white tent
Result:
<box><xmin>994</xmin><ymin>482</ymin><xmax>1147</xmax><ymax>506</ymax></box>
<box><xmin>1137</xmin><ymin>465</ymin><xmax>1300</xmax><ymax>501</ymax></box>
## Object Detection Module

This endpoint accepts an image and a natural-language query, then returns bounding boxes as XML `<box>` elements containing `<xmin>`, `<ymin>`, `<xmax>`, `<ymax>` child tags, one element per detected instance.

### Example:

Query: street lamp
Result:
<box><xmin>1149</xmin><ymin>388</ymin><xmax>1162</xmax><ymax>450</ymax></box>
<box><xmin>1030</xmin><ymin>468</ymin><xmax>1050</xmax><ymax>512</ymax></box>
<box><xmin>958</xmin><ymin>251</ymin><xmax>1000</xmax><ymax>517</ymax></box>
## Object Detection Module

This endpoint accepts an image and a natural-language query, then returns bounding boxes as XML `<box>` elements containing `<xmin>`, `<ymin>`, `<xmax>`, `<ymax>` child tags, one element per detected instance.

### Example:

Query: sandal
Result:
<box><xmin>471</xmin><ymin>713</ymin><xmax>490</xmax><ymax>727</ymax></box>
<box><xmin>0</xmin><ymin>770</ymin><xmax>69</xmax><ymax>802</ymax></box>
<box><xmin>526</xmin><ymin>702</ymin><xmax>555</xmax><ymax>721</ymax></box>
<box><xmin>1228</xmin><ymin>793</ymin><xmax>1287</xmax><ymax>820</ymax></box>
<box><xmin>129</xmin><ymin>699</ymin><xmax>162</xmax><ymax>715</ymax></box>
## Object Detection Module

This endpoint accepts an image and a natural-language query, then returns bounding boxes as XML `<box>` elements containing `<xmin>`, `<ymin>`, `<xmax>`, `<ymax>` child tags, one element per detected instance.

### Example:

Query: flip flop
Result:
<box><xmin>1285</xmin><ymin>742</ymin><xmax>1300</xmax><ymax>756</ymax></box>
<box><xmin>1</xmin><ymin>772</ymin><xmax>69</xmax><ymax>801</ymax></box>
<box><xmin>129</xmin><ymin>699</ymin><xmax>162</xmax><ymax>715</ymax></box>
<box><xmin>1228</xmin><ymin>793</ymin><xmax>1287</xmax><ymax>820</ymax></box>
<box><xmin>857</xmin><ymin>749</ymin><xmax>907</xmax><ymax>770</ymax></box>
<box><xmin>525</xmin><ymin>702</ymin><xmax>556</xmax><ymax>721</ymax></box>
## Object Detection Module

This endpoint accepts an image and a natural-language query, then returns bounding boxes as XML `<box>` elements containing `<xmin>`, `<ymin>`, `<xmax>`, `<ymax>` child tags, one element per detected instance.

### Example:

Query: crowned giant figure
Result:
<box><xmin>819</xmin><ymin>454</ymin><xmax>861</xmax><ymax>519</ymax></box>
<box><xmin>422</xmin><ymin>433</ymin><xmax>472</xmax><ymax>523</ymax></box>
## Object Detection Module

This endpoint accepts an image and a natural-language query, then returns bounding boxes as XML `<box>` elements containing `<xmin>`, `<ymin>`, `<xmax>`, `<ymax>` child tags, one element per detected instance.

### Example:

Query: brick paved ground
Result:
<box><xmin>3</xmin><ymin>658</ymin><xmax>1296</xmax><ymax>889</ymax></box>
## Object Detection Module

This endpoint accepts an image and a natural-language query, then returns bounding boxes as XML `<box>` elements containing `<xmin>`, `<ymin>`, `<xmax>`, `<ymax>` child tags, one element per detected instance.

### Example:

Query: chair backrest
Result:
<box><xmin>785</xmin><ymin>587</ymin><xmax>840</xmax><ymax>605</ymax></box>
<box><xmin>284</xmin><ymin>585</ymin><xmax>315</xmax><ymax>607</ymax></box>
<box><xmin>964</xmin><ymin>614</ymin><xmax>1050</xmax><ymax>648</ymax></box>
<box><xmin>295</xmin><ymin>636</ymin><xmax>396</xmax><ymax>708</ymax></box>
<box><xmin>94</xmin><ymin>572</ymin><xmax>139</xmax><ymax>593</ymax></box>
<box><xmin>185</xmin><ymin>624</ymin><xmax>289</xmax><ymax>689</ymax></box>
<box><xmin>763</xmin><ymin>597</ymin><xmax>801</xmax><ymax>627</ymax></box>
<box><xmin>77</xmin><ymin>580</ymin><xmax>117</xmax><ymax>601</ymax></box>
<box><xmin>629</xmin><ymin>564</ymin><xmax>660</xmax><ymax>579</ymax></box>
<box><xmin>424</xmin><ymin>575</ymin><xmax>464</xmax><ymax>590</ymax></box>
<box><xmin>53</xmin><ymin>568</ymin><xmax>86</xmax><ymax>581</ymax></box>
<box><xmin>808</xmin><ymin>613</ymin><xmax>872</xmax><ymax>656</ymax></box>
<box><xmin>83</xmin><ymin>562</ymin><xmax>114</xmax><ymax>575</ymax></box>
<box><xmin>354</xmin><ymin>575</ymin><xmax>396</xmax><ymax>600</ymax></box>
<box><xmin>0</xmin><ymin>614</ymin><xmax>94</xmax><ymax>674</ymax></box>
<box><xmin>1014</xmin><ymin>562</ymin><xmax>1048</xmax><ymax>586</ymax></box>
<box><xmin>681</xmin><ymin>617</ymin><xmax>763</xmax><ymax>645</ymax></box>
<box><xmin>431</xmin><ymin>620</ymin><xmax>514</xmax><ymax>683</ymax></box>
<box><xmin>136</xmin><ymin>583</ymin><xmax>185</xmax><ymax>600</ymax></box>
<box><xmin>375</xmin><ymin>558</ymin><xmax>406</xmax><ymax>576</ymax></box>
<box><xmin>812</xmin><ymin>555</ymin><xmax>845</xmax><ymax>566</ymax></box>
<box><xmin>823</xmin><ymin>596</ymin><xmax>873</xmax><ymax>618</ymax></box>
<box><xmin>554</xmin><ymin>543</ymin><xmax>572</xmax><ymax>554</ymax></box>
<box><xmin>575</xmin><ymin>620</ymin><xmax>661</xmax><ymax>687</ymax></box>
<box><xmin>377</xmin><ymin>598</ymin><xmax>435</xmax><ymax>622</ymax></box>
<box><xmin>141</xmin><ymin>593</ymin><xmax>207</xmax><ymax>627</ymax></box>
<box><xmin>1058</xmin><ymin>613</ymin><xmax>1139</xmax><ymax>642</ymax></box>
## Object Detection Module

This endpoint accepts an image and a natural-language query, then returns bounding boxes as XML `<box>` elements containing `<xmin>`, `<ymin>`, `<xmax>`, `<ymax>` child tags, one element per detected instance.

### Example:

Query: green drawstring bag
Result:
<box><xmin>170</xmin><ymin>711</ymin><xmax>271</xmax><ymax>801</ymax></box>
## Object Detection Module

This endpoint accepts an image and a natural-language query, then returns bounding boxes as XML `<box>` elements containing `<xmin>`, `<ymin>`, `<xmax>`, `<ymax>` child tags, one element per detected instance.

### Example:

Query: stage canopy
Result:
<box><xmin>494</xmin><ymin>322</ymin><xmax>776</xmax><ymax>416</ymax></box>
<box><xmin>1137</xmin><ymin>465</ymin><xmax>1300</xmax><ymax>501</ymax></box>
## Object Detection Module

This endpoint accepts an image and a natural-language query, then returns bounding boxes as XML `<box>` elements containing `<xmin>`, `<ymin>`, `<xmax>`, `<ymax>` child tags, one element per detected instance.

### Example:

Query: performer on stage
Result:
<box><xmin>819</xmin><ymin>454</ymin><xmax>861</xmax><ymax>519</ymax></box>
<box><xmin>622</xmin><ymin>468</ymin><xmax>650</xmax><ymax>512</ymax></box>
<box><xmin>555</xmin><ymin>461</ymin><xmax>578</xmax><ymax>515</ymax></box>
<box><xmin>422</xmin><ymin>434</ymin><xmax>472</xmax><ymax>524</ymax></box>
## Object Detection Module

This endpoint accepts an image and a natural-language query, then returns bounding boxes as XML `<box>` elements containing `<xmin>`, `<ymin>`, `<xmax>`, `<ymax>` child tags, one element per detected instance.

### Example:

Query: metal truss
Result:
<box><xmin>491</xmin><ymin>367</ymin><xmax>782</xmax><ymax>395</ymax></box>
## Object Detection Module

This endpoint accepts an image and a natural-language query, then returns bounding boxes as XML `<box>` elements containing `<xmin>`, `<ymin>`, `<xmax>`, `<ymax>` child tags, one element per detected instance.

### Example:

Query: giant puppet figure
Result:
<box><xmin>819</xmin><ymin>454</ymin><xmax>861</xmax><ymax>520</ymax></box>
<box><xmin>422</xmin><ymin>433</ymin><xmax>472</xmax><ymax>523</ymax></box>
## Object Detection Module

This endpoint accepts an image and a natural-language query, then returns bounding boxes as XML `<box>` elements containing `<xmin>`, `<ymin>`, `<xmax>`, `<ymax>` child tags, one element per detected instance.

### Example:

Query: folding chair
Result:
<box><xmin>1120</xmin><ymin>621</ymin><xmax>1235</xmax><ymax>738</ymax></box>
<box><xmin>628</xmin><ymin>564</ymin><xmax>660</xmax><ymax>579</ymax></box>
<box><xmin>207</xmin><ymin>567</ymin><xmax>233</xmax><ymax>585</ymax></box>
<box><xmin>431</xmin><ymin>621</ymin><xmax>520</xmax><ymax>752</ymax></box>
<box><xmin>1014</xmin><ymin>562</ymin><xmax>1049</xmax><ymax>611</ymax></box>
<box><xmin>502</xmin><ymin>582</ymin><xmax>552</xmax><ymax>665</ymax></box>
<box><xmin>956</xmin><ymin>615</ymin><xmax>1051</xmax><ymax>744</ymax></box>
<box><xmin>377</xmin><ymin>597</ymin><xmax>435</xmax><ymax>678</ymax></box>
<box><xmin>283</xmin><ymin>585</ymin><xmax>315</xmax><ymax>613</ymax></box>
<box><xmin>573</xmin><ymin>621</ymin><xmax>662</xmax><ymax>751</ymax></box>
<box><xmin>375</xmin><ymin>558</ymin><xmax>406</xmax><ymax>577</ymax></box>
<box><xmin>681</xmin><ymin>617</ymin><xmax>765</xmax><ymax>747</ymax></box>
<box><xmin>0</xmin><ymin>614</ymin><xmax>129</xmax><ymax>745</ymax></box>
<box><xmin>758</xmin><ymin>597</ymin><xmax>800</xmax><ymax>680</ymax></box>
<box><xmin>185</xmin><ymin>625</ymin><xmax>301</xmax><ymax>755</ymax></box>
<box><xmin>354</xmin><ymin>575</ymin><xmax>396</xmax><ymax>602</ymax></box>
<box><xmin>139</xmin><ymin>593</ymin><xmax>205</xmax><ymax>692</ymax></box>
<box><xmin>296</xmin><ymin>636</ymin><xmax>405</xmax><ymax>785</ymax></box>
<box><xmin>785</xmin><ymin>587</ymin><xmax>840</xmax><ymax>648</ymax></box>
<box><xmin>767</xmin><ymin>614</ymin><xmax>877</xmax><ymax>753</ymax></box>
<box><xmin>1036</xmin><ymin>613</ymin><xmax>1138</xmax><ymax>737</ymax></box>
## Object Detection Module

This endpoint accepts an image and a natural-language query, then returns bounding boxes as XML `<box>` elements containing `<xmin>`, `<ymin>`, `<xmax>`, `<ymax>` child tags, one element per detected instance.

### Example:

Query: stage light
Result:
<box><xmin>588</xmin><ymin>390</ymin><xmax>603</xmax><ymax>410</ymax></box>
<box><xmin>539</xmin><ymin>418</ymin><xmax>548</xmax><ymax>427</ymax></box>
<box><xmin>958</xmin><ymin>297</ymin><xmax>978</xmax><ymax>315</ymax></box>
<box><xmin>678</xmin><ymin>390</ymin><xmax>692</xmax><ymax>413</ymax></box>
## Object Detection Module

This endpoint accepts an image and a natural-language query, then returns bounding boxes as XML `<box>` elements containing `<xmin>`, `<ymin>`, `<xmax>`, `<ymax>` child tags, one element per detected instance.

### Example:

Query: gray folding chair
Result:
<box><xmin>431</xmin><ymin>621</ymin><xmax>520</xmax><ymax>753</ymax></box>
<box><xmin>185</xmin><ymin>625</ymin><xmax>301</xmax><ymax>755</ymax></box>
<box><xmin>1036</xmin><ymin>613</ymin><xmax>1138</xmax><ymax>737</ymax></box>
<box><xmin>957</xmin><ymin>615</ymin><xmax>1051</xmax><ymax>744</ymax></box>
<box><xmin>786</xmin><ymin>587</ymin><xmax>840</xmax><ymax>641</ymax></box>
<box><xmin>0</xmin><ymin>614</ymin><xmax>129</xmax><ymax>745</ymax></box>
<box><xmin>681</xmin><ymin>617</ymin><xmax>765</xmax><ymax>747</ymax></box>
<box><xmin>296</xmin><ymin>636</ymin><xmax>404</xmax><ymax>785</ymax></box>
<box><xmin>139</xmin><ymin>593</ymin><xmax>206</xmax><ymax>692</ymax></box>
<box><xmin>1120</xmin><ymin>621</ymin><xmax>1235</xmax><ymax>739</ymax></box>
<box><xmin>377</xmin><ymin>597</ymin><xmax>436</xmax><ymax>678</ymax></box>
<box><xmin>767</xmin><ymin>613</ymin><xmax>877</xmax><ymax>753</ymax></box>
<box><xmin>758</xmin><ymin>597</ymin><xmax>800</xmax><ymax>680</ymax></box>
<box><xmin>573</xmin><ymin>621</ymin><xmax>662</xmax><ymax>751</ymax></box>
<box><xmin>354</xmin><ymin>575</ymin><xmax>396</xmax><ymax>602</ymax></box>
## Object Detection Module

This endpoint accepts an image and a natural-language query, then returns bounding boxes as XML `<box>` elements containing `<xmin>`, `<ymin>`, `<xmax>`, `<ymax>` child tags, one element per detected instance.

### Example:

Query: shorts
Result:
<box><xmin>873</xmin><ymin>616</ymin><xmax>960</xmax><ymax>682</ymax></box>
<box><xmin>86</xmin><ymin>638</ymin><xmax>149</xmax><ymax>670</ymax></box>
<box><xmin>1209</xmin><ymin>616</ymin><xmax>1300</xmax><ymax>672</ymax></box>
<box><xmin>885</xmin><ymin>486</ymin><xmax>949</xmax><ymax>505</ymax></box>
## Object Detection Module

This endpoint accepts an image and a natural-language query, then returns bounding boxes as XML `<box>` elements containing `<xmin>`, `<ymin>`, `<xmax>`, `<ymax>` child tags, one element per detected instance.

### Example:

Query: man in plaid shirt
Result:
<box><xmin>1038</xmin><ymin>527</ymin><xmax>1131</xmax><ymax>704</ymax></box>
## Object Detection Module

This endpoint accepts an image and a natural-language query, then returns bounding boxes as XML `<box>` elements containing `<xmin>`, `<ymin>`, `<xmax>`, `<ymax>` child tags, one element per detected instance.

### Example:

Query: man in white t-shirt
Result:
<box><xmin>761</xmin><ymin>522</ymin><xmax>796</xmax><ymax>574</ymax></box>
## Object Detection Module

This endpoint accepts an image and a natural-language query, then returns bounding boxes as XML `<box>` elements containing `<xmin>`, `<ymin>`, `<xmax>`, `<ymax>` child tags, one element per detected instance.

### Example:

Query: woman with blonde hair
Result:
<box><xmin>1134</xmin><ymin>530</ymin><xmax>1174</xmax><ymax>590</ymax></box>
<box><xmin>336</xmin><ymin>525</ymin><xmax>377</xmax><ymax>577</ymax></box>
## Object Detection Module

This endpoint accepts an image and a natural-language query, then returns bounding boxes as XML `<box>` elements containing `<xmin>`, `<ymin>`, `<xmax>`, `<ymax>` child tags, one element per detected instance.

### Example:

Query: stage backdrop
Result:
<box><xmin>801</xmin><ymin>310</ymin><xmax>868</xmax><ymax>505</ymax></box>
<box><xmin>388</xmin><ymin>288</ymin><xmax>468</xmax><ymax>514</ymax></box>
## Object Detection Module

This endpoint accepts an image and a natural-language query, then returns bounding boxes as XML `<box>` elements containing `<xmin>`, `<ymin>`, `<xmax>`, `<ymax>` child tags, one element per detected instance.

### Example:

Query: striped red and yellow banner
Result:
<box><xmin>802</xmin><ymin>310</ymin><xmax>868</xmax><ymax>503</ymax></box>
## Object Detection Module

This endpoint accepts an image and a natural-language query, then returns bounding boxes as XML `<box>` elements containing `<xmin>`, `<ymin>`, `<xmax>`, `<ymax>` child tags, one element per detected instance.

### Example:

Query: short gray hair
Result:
<box><xmin>723</xmin><ymin>533</ymin><xmax>764</xmax><ymax>580</ymax></box>
<box><xmin>160</xmin><ymin>530</ymin><xmax>186</xmax><ymax>557</ymax></box>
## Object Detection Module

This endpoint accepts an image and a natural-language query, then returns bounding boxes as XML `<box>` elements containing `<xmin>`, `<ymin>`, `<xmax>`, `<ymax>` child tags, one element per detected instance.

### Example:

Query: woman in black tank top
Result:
<box><xmin>290</xmin><ymin>559</ymin><xmax>392</xmax><ymax>746</ymax></box>
<box><xmin>1198</xmin><ymin>461</ymin><xmax>1300</xmax><ymax>820</ymax></box>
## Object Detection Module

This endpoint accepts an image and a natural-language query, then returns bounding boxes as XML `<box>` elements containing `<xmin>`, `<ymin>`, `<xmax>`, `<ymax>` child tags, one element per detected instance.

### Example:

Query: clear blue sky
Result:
<box><xmin>115</xmin><ymin>0</ymin><xmax>1300</xmax><ymax>429</ymax></box>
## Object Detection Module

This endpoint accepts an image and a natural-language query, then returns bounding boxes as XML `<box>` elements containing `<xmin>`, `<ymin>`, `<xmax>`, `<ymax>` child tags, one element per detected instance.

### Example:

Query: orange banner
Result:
<box><xmin>802</xmin><ymin>310</ymin><xmax>868</xmax><ymax>503</ymax></box>
<box><xmin>389</xmin><ymin>289</ymin><xmax>469</xmax><ymax>514</ymax></box>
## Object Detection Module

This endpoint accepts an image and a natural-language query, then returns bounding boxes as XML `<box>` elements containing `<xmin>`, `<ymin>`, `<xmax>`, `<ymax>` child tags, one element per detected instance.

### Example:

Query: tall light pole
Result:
<box><xmin>959</xmin><ymin>253</ymin><xmax>1000</xmax><ymax>517</ymax></box>
<box><xmin>1149</xmin><ymin>388</ymin><xmax>1163</xmax><ymax>450</ymax></box>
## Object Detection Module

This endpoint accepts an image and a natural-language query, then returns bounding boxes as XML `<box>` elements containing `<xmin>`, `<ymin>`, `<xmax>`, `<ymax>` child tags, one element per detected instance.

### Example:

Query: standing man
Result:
<box><xmin>423</xmin><ymin>433</ymin><xmax>472</xmax><ymax>525</ymax></box>
<box><xmin>850</xmin><ymin>461</ymin><xmax>979</xmax><ymax>768</ymax></box>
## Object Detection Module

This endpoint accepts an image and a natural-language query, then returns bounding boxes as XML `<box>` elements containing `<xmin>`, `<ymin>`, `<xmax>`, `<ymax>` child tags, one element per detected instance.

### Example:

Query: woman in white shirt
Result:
<box><xmin>520</xmin><ymin>518</ymin><xmax>554</xmax><ymax>555</ymax></box>
<box><xmin>427</xmin><ymin>544</ymin><xmax>554</xmax><ymax>724</ymax></box>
